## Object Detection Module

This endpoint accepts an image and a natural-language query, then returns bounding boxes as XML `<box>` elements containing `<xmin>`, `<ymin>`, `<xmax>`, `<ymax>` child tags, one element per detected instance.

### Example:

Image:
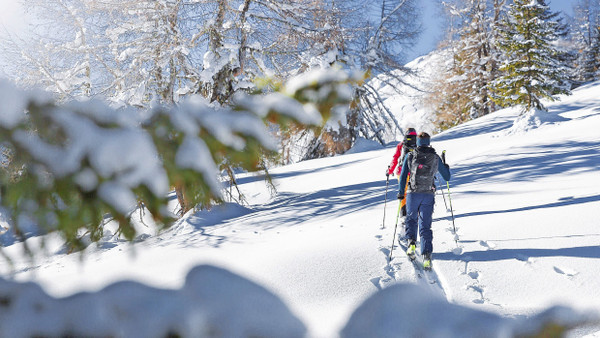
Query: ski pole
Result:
<box><xmin>441</xmin><ymin>151</ymin><xmax>457</xmax><ymax>241</ymax></box>
<box><xmin>435</xmin><ymin>176</ymin><xmax>448</xmax><ymax>211</ymax></box>
<box><xmin>388</xmin><ymin>200</ymin><xmax>403</xmax><ymax>263</ymax></box>
<box><xmin>382</xmin><ymin>167</ymin><xmax>390</xmax><ymax>229</ymax></box>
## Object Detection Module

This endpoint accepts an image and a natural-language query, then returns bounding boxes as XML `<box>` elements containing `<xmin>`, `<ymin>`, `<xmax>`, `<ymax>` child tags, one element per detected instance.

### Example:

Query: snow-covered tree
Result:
<box><xmin>436</xmin><ymin>0</ymin><xmax>493</xmax><ymax>128</ymax></box>
<box><xmin>595</xmin><ymin>25</ymin><xmax>600</xmax><ymax>78</ymax></box>
<box><xmin>490</xmin><ymin>0</ymin><xmax>571</xmax><ymax>112</ymax></box>
<box><xmin>298</xmin><ymin>0</ymin><xmax>421</xmax><ymax>159</ymax></box>
<box><xmin>6</xmin><ymin>0</ymin><xmax>326</xmax><ymax>105</ymax></box>
<box><xmin>572</xmin><ymin>0</ymin><xmax>600</xmax><ymax>84</ymax></box>
<box><xmin>5</xmin><ymin>0</ymin><xmax>421</xmax><ymax>164</ymax></box>
<box><xmin>4</xmin><ymin>0</ymin><xmax>335</xmax><ymax>211</ymax></box>
<box><xmin>0</xmin><ymin>68</ymin><xmax>359</xmax><ymax>254</ymax></box>
<box><xmin>428</xmin><ymin>0</ymin><xmax>507</xmax><ymax>130</ymax></box>
<box><xmin>2</xmin><ymin>1</ymin><xmax>99</xmax><ymax>100</ymax></box>
<box><xmin>352</xmin><ymin>0</ymin><xmax>421</xmax><ymax>143</ymax></box>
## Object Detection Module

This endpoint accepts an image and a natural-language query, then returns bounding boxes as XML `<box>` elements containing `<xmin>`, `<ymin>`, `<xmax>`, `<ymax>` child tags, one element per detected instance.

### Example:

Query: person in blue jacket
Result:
<box><xmin>397</xmin><ymin>132</ymin><xmax>451</xmax><ymax>269</ymax></box>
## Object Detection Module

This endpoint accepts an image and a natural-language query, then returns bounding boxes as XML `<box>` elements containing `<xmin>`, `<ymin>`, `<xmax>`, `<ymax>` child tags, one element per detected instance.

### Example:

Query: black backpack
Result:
<box><xmin>407</xmin><ymin>147</ymin><xmax>438</xmax><ymax>193</ymax></box>
<box><xmin>400</xmin><ymin>135</ymin><xmax>417</xmax><ymax>162</ymax></box>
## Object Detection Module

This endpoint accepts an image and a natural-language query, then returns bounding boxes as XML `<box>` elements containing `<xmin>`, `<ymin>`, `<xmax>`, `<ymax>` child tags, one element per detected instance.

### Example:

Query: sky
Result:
<box><xmin>0</xmin><ymin>0</ymin><xmax>24</xmax><ymax>35</ymax></box>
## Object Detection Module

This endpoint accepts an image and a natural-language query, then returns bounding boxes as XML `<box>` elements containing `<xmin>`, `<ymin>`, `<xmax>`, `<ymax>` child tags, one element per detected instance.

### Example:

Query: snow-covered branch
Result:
<box><xmin>0</xmin><ymin>67</ymin><xmax>359</xmax><ymax>253</ymax></box>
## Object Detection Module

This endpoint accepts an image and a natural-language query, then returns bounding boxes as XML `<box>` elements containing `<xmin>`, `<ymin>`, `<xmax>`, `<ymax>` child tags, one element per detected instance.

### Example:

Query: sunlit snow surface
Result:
<box><xmin>1</xmin><ymin>78</ymin><xmax>600</xmax><ymax>336</ymax></box>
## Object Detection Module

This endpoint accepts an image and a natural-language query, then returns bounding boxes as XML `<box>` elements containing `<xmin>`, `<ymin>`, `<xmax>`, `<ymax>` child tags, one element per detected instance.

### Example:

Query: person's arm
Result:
<box><xmin>437</xmin><ymin>156</ymin><xmax>451</xmax><ymax>181</ymax></box>
<box><xmin>387</xmin><ymin>142</ymin><xmax>403</xmax><ymax>175</ymax></box>
<box><xmin>398</xmin><ymin>154</ymin><xmax>410</xmax><ymax>196</ymax></box>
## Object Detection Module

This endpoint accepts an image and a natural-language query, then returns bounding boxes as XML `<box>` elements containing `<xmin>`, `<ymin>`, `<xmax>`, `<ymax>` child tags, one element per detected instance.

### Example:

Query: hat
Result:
<box><xmin>417</xmin><ymin>132</ymin><xmax>430</xmax><ymax>146</ymax></box>
<box><xmin>406</xmin><ymin>127</ymin><xmax>417</xmax><ymax>136</ymax></box>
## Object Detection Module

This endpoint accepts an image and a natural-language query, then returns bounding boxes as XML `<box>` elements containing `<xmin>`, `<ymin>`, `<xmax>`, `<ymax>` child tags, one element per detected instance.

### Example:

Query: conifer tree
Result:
<box><xmin>572</xmin><ymin>0</ymin><xmax>600</xmax><ymax>84</ymax></box>
<box><xmin>595</xmin><ymin>25</ymin><xmax>600</xmax><ymax>78</ymax></box>
<box><xmin>430</xmin><ymin>0</ymin><xmax>505</xmax><ymax>130</ymax></box>
<box><xmin>490</xmin><ymin>0</ymin><xmax>571</xmax><ymax>112</ymax></box>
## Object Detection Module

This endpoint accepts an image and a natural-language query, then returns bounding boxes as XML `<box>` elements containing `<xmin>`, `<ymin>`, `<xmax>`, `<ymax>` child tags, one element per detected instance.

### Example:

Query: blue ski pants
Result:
<box><xmin>404</xmin><ymin>192</ymin><xmax>435</xmax><ymax>255</ymax></box>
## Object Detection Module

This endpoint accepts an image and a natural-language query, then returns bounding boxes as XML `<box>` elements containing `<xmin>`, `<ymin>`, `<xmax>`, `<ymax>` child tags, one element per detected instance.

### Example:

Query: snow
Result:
<box><xmin>0</xmin><ymin>80</ymin><xmax>50</xmax><ymax>128</ymax></box>
<box><xmin>0</xmin><ymin>265</ymin><xmax>305</xmax><ymax>337</ymax></box>
<box><xmin>505</xmin><ymin>107</ymin><xmax>570</xmax><ymax>135</ymax></box>
<box><xmin>175</xmin><ymin>136</ymin><xmax>221</xmax><ymax>195</ymax></box>
<box><xmin>10</xmin><ymin>105</ymin><xmax>169</xmax><ymax>213</ymax></box>
<box><xmin>370</xmin><ymin>49</ymin><xmax>451</xmax><ymax>137</ymax></box>
<box><xmin>283</xmin><ymin>67</ymin><xmax>359</xmax><ymax>100</ymax></box>
<box><xmin>345</xmin><ymin>137</ymin><xmax>383</xmax><ymax>154</ymax></box>
<box><xmin>174</xmin><ymin>95</ymin><xmax>278</xmax><ymax>151</ymax></box>
<box><xmin>233</xmin><ymin>92</ymin><xmax>322</xmax><ymax>126</ymax></box>
<box><xmin>1</xmin><ymin>80</ymin><xmax>600</xmax><ymax>336</ymax></box>
<box><xmin>341</xmin><ymin>283</ymin><xmax>592</xmax><ymax>338</ymax></box>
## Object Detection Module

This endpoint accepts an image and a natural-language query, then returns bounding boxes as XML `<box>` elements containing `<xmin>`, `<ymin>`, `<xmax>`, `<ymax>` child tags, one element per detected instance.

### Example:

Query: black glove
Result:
<box><xmin>397</xmin><ymin>193</ymin><xmax>404</xmax><ymax>200</ymax></box>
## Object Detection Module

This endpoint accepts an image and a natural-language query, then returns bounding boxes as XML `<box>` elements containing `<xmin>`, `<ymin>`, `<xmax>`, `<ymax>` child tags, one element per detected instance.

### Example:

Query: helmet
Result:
<box><xmin>404</xmin><ymin>128</ymin><xmax>417</xmax><ymax>148</ymax></box>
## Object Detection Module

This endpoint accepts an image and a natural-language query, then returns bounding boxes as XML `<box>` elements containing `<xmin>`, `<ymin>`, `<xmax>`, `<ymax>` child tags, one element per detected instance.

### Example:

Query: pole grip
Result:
<box><xmin>442</xmin><ymin>150</ymin><xmax>446</xmax><ymax>164</ymax></box>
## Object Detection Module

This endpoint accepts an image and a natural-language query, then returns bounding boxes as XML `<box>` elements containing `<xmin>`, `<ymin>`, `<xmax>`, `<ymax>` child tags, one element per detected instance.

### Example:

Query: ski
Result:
<box><xmin>398</xmin><ymin>238</ymin><xmax>435</xmax><ymax>283</ymax></box>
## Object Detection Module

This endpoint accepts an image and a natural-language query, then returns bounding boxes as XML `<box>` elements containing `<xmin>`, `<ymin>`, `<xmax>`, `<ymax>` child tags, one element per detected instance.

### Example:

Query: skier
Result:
<box><xmin>397</xmin><ymin>132</ymin><xmax>451</xmax><ymax>269</ymax></box>
<box><xmin>386</xmin><ymin>128</ymin><xmax>417</xmax><ymax>219</ymax></box>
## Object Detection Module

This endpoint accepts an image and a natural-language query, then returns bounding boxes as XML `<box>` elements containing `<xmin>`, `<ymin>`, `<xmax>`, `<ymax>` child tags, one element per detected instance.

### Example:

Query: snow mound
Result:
<box><xmin>340</xmin><ymin>283</ymin><xmax>595</xmax><ymax>338</ymax></box>
<box><xmin>0</xmin><ymin>265</ymin><xmax>305</xmax><ymax>337</ymax></box>
<box><xmin>345</xmin><ymin>137</ymin><xmax>383</xmax><ymax>154</ymax></box>
<box><xmin>505</xmin><ymin>108</ymin><xmax>569</xmax><ymax>135</ymax></box>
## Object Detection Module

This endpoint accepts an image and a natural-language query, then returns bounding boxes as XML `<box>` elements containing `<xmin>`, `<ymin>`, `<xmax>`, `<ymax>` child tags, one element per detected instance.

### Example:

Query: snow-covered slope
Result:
<box><xmin>370</xmin><ymin>49</ymin><xmax>450</xmax><ymax>136</ymax></box>
<box><xmin>1</xmin><ymin>81</ymin><xmax>600</xmax><ymax>337</ymax></box>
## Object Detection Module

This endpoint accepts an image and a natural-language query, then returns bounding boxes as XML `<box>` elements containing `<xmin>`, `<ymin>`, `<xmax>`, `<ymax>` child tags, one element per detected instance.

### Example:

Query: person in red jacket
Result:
<box><xmin>386</xmin><ymin>128</ymin><xmax>417</xmax><ymax>218</ymax></box>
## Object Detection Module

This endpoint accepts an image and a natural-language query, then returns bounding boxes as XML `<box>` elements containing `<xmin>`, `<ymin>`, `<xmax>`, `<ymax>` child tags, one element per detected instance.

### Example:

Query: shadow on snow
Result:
<box><xmin>239</xmin><ymin>179</ymin><xmax>388</xmax><ymax>229</ymax></box>
<box><xmin>435</xmin><ymin>194</ymin><xmax>600</xmax><ymax>222</ymax></box>
<box><xmin>434</xmin><ymin>245</ymin><xmax>600</xmax><ymax>262</ymax></box>
<box><xmin>172</xmin><ymin>178</ymin><xmax>389</xmax><ymax>247</ymax></box>
<box><xmin>450</xmin><ymin>141</ymin><xmax>600</xmax><ymax>187</ymax></box>
<box><xmin>233</xmin><ymin>157</ymin><xmax>373</xmax><ymax>186</ymax></box>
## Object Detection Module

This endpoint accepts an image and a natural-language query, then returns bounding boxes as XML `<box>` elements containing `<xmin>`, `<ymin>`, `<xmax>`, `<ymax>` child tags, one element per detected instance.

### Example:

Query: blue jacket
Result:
<box><xmin>398</xmin><ymin>147</ymin><xmax>451</xmax><ymax>195</ymax></box>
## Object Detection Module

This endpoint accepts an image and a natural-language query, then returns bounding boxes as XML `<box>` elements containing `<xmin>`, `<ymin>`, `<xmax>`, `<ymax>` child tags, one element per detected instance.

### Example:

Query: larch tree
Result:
<box><xmin>432</xmin><ymin>0</ymin><xmax>500</xmax><ymax>130</ymax></box>
<box><xmin>4</xmin><ymin>0</ymin><xmax>99</xmax><ymax>101</ymax></box>
<box><xmin>299</xmin><ymin>0</ymin><xmax>422</xmax><ymax>160</ymax></box>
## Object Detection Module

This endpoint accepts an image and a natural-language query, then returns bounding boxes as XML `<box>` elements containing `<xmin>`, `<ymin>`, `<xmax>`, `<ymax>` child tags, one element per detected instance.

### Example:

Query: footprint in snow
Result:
<box><xmin>445</xmin><ymin>226</ymin><xmax>459</xmax><ymax>234</ymax></box>
<box><xmin>452</xmin><ymin>247</ymin><xmax>463</xmax><ymax>255</ymax></box>
<box><xmin>553</xmin><ymin>266</ymin><xmax>579</xmax><ymax>277</ymax></box>
<box><xmin>369</xmin><ymin>277</ymin><xmax>383</xmax><ymax>290</ymax></box>
<box><xmin>466</xmin><ymin>284</ymin><xmax>486</xmax><ymax>304</ymax></box>
<box><xmin>478</xmin><ymin>240</ymin><xmax>496</xmax><ymax>250</ymax></box>
<box><xmin>468</xmin><ymin>271</ymin><xmax>480</xmax><ymax>279</ymax></box>
<box><xmin>375</xmin><ymin>235</ymin><xmax>383</xmax><ymax>241</ymax></box>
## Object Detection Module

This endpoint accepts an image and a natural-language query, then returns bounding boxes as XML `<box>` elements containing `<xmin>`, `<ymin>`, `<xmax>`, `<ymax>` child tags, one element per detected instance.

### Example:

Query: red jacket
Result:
<box><xmin>387</xmin><ymin>142</ymin><xmax>406</xmax><ymax>175</ymax></box>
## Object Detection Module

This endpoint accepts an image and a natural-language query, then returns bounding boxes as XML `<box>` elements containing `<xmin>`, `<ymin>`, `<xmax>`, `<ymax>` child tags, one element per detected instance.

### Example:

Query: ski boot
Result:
<box><xmin>423</xmin><ymin>253</ymin><xmax>432</xmax><ymax>270</ymax></box>
<box><xmin>406</xmin><ymin>240</ymin><xmax>416</xmax><ymax>260</ymax></box>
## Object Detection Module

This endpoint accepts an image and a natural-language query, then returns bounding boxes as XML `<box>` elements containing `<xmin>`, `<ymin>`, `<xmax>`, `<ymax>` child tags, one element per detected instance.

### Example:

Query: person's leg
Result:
<box><xmin>417</xmin><ymin>193</ymin><xmax>435</xmax><ymax>256</ymax></box>
<box><xmin>404</xmin><ymin>193</ymin><xmax>418</xmax><ymax>243</ymax></box>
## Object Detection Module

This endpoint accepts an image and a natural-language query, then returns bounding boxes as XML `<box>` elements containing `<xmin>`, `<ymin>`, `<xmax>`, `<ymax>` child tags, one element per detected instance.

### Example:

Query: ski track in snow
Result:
<box><xmin>369</xmin><ymin>185</ymin><xmax>514</xmax><ymax>310</ymax></box>
<box><xmin>372</xmin><ymin>193</ymin><xmax>458</xmax><ymax>304</ymax></box>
